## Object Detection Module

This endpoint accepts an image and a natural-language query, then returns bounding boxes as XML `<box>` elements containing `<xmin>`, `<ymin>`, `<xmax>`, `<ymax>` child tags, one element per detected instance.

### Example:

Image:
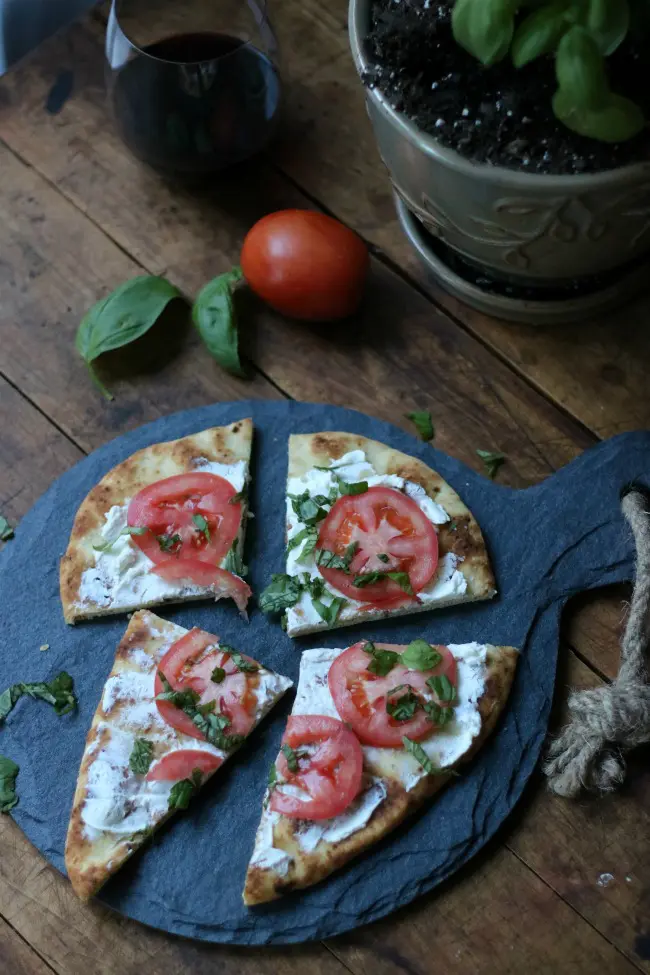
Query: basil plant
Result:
<box><xmin>451</xmin><ymin>0</ymin><xmax>645</xmax><ymax>143</ymax></box>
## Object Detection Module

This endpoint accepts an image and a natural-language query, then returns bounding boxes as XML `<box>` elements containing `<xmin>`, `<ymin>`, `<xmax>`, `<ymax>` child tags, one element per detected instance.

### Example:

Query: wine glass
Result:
<box><xmin>105</xmin><ymin>0</ymin><xmax>281</xmax><ymax>175</ymax></box>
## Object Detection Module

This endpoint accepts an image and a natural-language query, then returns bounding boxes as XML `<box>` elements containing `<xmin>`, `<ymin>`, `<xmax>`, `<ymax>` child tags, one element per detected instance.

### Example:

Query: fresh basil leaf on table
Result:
<box><xmin>192</xmin><ymin>267</ymin><xmax>246</xmax><ymax>377</ymax></box>
<box><xmin>75</xmin><ymin>275</ymin><xmax>181</xmax><ymax>400</ymax></box>
<box><xmin>405</xmin><ymin>411</ymin><xmax>435</xmax><ymax>442</ymax></box>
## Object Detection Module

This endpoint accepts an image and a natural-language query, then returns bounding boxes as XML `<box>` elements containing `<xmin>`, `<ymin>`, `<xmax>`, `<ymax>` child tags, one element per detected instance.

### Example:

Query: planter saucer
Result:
<box><xmin>395</xmin><ymin>195</ymin><xmax>650</xmax><ymax>326</ymax></box>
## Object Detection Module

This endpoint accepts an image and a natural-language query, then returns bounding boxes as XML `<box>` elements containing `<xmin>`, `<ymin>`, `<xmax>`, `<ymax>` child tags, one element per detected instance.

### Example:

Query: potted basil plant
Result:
<box><xmin>349</xmin><ymin>0</ymin><xmax>650</xmax><ymax>322</ymax></box>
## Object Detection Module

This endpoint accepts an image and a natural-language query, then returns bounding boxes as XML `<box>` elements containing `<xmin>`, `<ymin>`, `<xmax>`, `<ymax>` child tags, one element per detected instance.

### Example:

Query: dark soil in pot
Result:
<box><xmin>364</xmin><ymin>0</ymin><xmax>650</xmax><ymax>175</ymax></box>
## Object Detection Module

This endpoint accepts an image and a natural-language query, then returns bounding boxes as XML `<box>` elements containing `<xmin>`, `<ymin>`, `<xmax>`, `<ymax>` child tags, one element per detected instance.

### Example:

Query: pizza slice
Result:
<box><xmin>61</xmin><ymin>419</ymin><xmax>253</xmax><ymax>623</ymax></box>
<box><xmin>65</xmin><ymin>610</ymin><xmax>292</xmax><ymax>901</ymax></box>
<box><xmin>260</xmin><ymin>432</ymin><xmax>496</xmax><ymax>637</ymax></box>
<box><xmin>243</xmin><ymin>638</ymin><xmax>517</xmax><ymax>904</ymax></box>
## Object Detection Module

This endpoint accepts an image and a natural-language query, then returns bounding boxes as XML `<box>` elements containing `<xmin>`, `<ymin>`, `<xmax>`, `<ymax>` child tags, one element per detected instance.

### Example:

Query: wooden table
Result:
<box><xmin>0</xmin><ymin>4</ymin><xmax>648</xmax><ymax>973</ymax></box>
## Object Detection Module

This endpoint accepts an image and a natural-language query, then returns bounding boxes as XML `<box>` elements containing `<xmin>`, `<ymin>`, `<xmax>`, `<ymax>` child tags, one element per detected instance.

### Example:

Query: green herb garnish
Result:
<box><xmin>315</xmin><ymin>467</ymin><xmax>368</xmax><ymax>496</ymax></box>
<box><xmin>222</xmin><ymin>646</ymin><xmax>258</xmax><ymax>673</ymax></box>
<box><xmin>286</xmin><ymin>525</ymin><xmax>319</xmax><ymax>561</ymax></box>
<box><xmin>211</xmin><ymin>666</ymin><xmax>226</xmax><ymax>684</ymax></box>
<box><xmin>192</xmin><ymin>513</ymin><xmax>211</xmax><ymax>543</ymax></box>
<box><xmin>424</xmin><ymin>701</ymin><xmax>455</xmax><ymax>726</ymax></box>
<box><xmin>353</xmin><ymin>570</ymin><xmax>413</xmax><ymax>595</ymax></box>
<box><xmin>289</xmin><ymin>491</ymin><xmax>331</xmax><ymax>526</ymax></box>
<box><xmin>229</xmin><ymin>490</ymin><xmax>246</xmax><ymax>505</ymax></box>
<box><xmin>402</xmin><ymin>737</ymin><xmax>444</xmax><ymax>775</ymax></box>
<box><xmin>281</xmin><ymin>743</ymin><xmax>300</xmax><ymax>773</ymax></box>
<box><xmin>315</xmin><ymin>542</ymin><xmax>358</xmax><ymax>573</ymax></box>
<box><xmin>364</xmin><ymin>641</ymin><xmax>400</xmax><ymax>677</ymax></box>
<box><xmin>157</xmin><ymin>532</ymin><xmax>182</xmax><ymax>554</ymax></box>
<box><xmin>93</xmin><ymin>525</ymin><xmax>148</xmax><ymax>553</ymax></box>
<box><xmin>377</xmin><ymin>553</ymin><xmax>389</xmax><ymax>563</ymax></box>
<box><xmin>477</xmin><ymin>449</ymin><xmax>506</xmax><ymax>480</ymax></box>
<box><xmin>0</xmin><ymin>515</ymin><xmax>14</xmax><ymax>542</ymax></box>
<box><xmin>405</xmin><ymin>411</ymin><xmax>435</xmax><ymax>442</ymax></box>
<box><xmin>427</xmin><ymin>674</ymin><xmax>457</xmax><ymax>704</ymax></box>
<box><xmin>0</xmin><ymin>756</ymin><xmax>19</xmax><ymax>813</ymax></box>
<box><xmin>168</xmin><ymin>768</ymin><xmax>204</xmax><ymax>811</ymax></box>
<box><xmin>223</xmin><ymin>540</ymin><xmax>247</xmax><ymax>578</ymax></box>
<box><xmin>129</xmin><ymin>738</ymin><xmax>154</xmax><ymax>775</ymax></box>
<box><xmin>156</xmin><ymin>672</ymin><xmax>243</xmax><ymax>751</ymax></box>
<box><xmin>0</xmin><ymin>672</ymin><xmax>77</xmax><ymax>723</ymax></box>
<box><xmin>401</xmin><ymin>640</ymin><xmax>443</xmax><ymax>672</ymax></box>
<box><xmin>312</xmin><ymin>596</ymin><xmax>347</xmax><ymax>626</ymax></box>
<box><xmin>259</xmin><ymin>574</ymin><xmax>304</xmax><ymax>614</ymax></box>
<box><xmin>386</xmin><ymin>688</ymin><xmax>420</xmax><ymax>721</ymax></box>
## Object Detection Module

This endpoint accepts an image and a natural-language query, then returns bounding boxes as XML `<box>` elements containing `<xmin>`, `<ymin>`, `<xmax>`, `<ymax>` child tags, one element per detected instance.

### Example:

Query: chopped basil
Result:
<box><xmin>268</xmin><ymin>763</ymin><xmax>278</xmax><ymax>790</ymax></box>
<box><xmin>477</xmin><ymin>449</ymin><xmax>506</xmax><ymax>480</ymax></box>
<box><xmin>280</xmin><ymin>612</ymin><xmax>288</xmax><ymax>632</ymax></box>
<box><xmin>424</xmin><ymin>701</ymin><xmax>454</xmax><ymax>726</ymax></box>
<box><xmin>315</xmin><ymin>467</ymin><xmax>368</xmax><ymax>496</ymax></box>
<box><xmin>427</xmin><ymin>673</ymin><xmax>457</xmax><ymax>704</ymax></box>
<box><xmin>229</xmin><ymin>490</ymin><xmax>246</xmax><ymax>505</ymax></box>
<box><xmin>222</xmin><ymin>646</ymin><xmax>258</xmax><ymax>673</ymax></box>
<box><xmin>0</xmin><ymin>756</ymin><xmax>19</xmax><ymax>813</ymax></box>
<box><xmin>402</xmin><ymin>737</ymin><xmax>440</xmax><ymax>774</ymax></box>
<box><xmin>259</xmin><ymin>574</ymin><xmax>304</xmax><ymax>614</ymax></box>
<box><xmin>377</xmin><ymin>553</ymin><xmax>389</xmax><ymax>563</ymax></box>
<box><xmin>93</xmin><ymin>525</ymin><xmax>148</xmax><ymax>553</ymax></box>
<box><xmin>0</xmin><ymin>515</ymin><xmax>14</xmax><ymax>542</ymax></box>
<box><xmin>129</xmin><ymin>738</ymin><xmax>154</xmax><ymax>774</ymax></box>
<box><xmin>386</xmin><ymin>688</ymin><xmax>420</xmax><ymax>721</ymax></box>
<box><xmin>405</xmin><ymin>411</ymin><xmax>435</xmax><ymax>442</ymax></box>
<box><xmin>223</xmin><ymin>540</ymin><xmax>247</xmax><ymax>578</ymax></box>
<box><xmin>315</xmin><ymin>541</ymin><xmax>358</xmax><ymax>574</ymax></box>
<box><xmin>0</xmin><ymin>672</ymin><xmax>77</xmax><ymax>723</ymax></box>
<box><xmin>401</xmin><ymin>640</ymin><xmax>443</xmax><ymax>672</ymax></box>
<box><xmin>192</xmin><ymin>513</ymin><xmax>211</xmax><ymax>543</ymax></box>
<box><xmin>157</xmin><ymin>532</ymin><xmax>182</xmax><ymax>554</ymax></box>
<box><xmin>156</xmin><ymin>672</ymin><xmax>243</xmax><ymax>751</ymax></box>
<box><xmin>353</xmin><ymin>570</ymin><xmax>414</xmax><ymax>595</ymax></box>
<box><xmin>168</xmin><ymin>768</ymin><xmax>203</xmax><ymax>811</ymax></box>
<box><xmin>303</xmin><ymin>574</ymin><xmax>326</xmax><ymax>600</ymax></box>
<box><xmin>211</xmin><ymin>666</ymin><xmax>226</xmax><ymax>684</ymax></box>
<box><xmin>364</xmin><ymin>642</ymin><xmax>400</xmax><ymax>677</ymax></box>
<box><xmin>312</xmin><ymin>595</ymin><xmax>347</xmax><ymax>626</ymax></box>
<box><xmin>289</xmin><ymin>491</ymin><xmax>330</xmax><ymax>526</ymax></box>
<box><xmin>286</xmin><ymin>525</ymin><xmax>319</xmax><ymax>561</ymax></box>
<box><xmin>281</xmin><ymin>743</ymin><xmax>300</xmax><ymax>773</ymax></box>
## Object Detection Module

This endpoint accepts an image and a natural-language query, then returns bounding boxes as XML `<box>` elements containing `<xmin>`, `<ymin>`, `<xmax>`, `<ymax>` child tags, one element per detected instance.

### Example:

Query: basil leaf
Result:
<box><xmin>0</xmin><ymin>756</ymin><xmax>19</xmax><ymax>813</ymax></box>
<box><xmin>364</xmin><ymin>641</ymin><xmax>400</xmax><ymax>677</ymax></box>
<box><xmin>286</xmin><ymin>525</ymin><xmax>319</xmax><ymax>560</ymax></box>
<box><xmin>157</xmin><ymin>532</ymin><xmax>182</xmax><ymax>554</ymax></box>
<box><xmin>75</xmin><ymin>276</ymin><xmax>181</xmax><ymax>400</ymax></box>
<box><xmin>423</xmin><ymin>700</ymin><xmax>442</xmax><ymax>724</ymax></box>
<box><xmin>290</xmin><ymin>493</ymin><xmax>329</xmax><ymax>526</ymax></box>
<box><xmin>281</xmin><ymin>743</ymin><xmax>299</xmax><ymax>773</ymax></box>
<box><xmin>229</xmin><ymin>490</ymin><xmax>246</xmax><ymax>505</ymax></box>
<box><xmin>156</xmin><ymin>672</ymin><xmax>242</xmax><ymax>751</ymax></box>
<box><xmin>353</xmin><ymin>570</ymin><xmax>413</xmax><ymax>595</ymax></box>
<box><xmin>268</xmin><ymin>763</ymin><xmax>277</xmax><ymax>790</ymax></box>
<box><xmin>353</xmin><ymin>571</ymin><xmax>384</xmax><ymax>588</ymax></box>
<box><xmin>315</xmin><ymin>467</ymin><xmax>368</xmax><ymax>496</ymax></box>
<box><xmin>387</xmin><ymin>571</ymin><xmax>414</xmax><ymax>595</ymax></box>
<box><xmin>168</xmin><ymin>769</ymin><xmax>204</xmax><ymax>811</ymax></box>
<box><xmin>476</xmin><ymin>449</ymin><xmax>506</xmax><ymax>479</ymax></box>
<box><xmin>222</xmin><ymin>646</ymin><xmax>258</xmax><ymax>673</ymax></box>
<box><xmin>0</xmin><ymin>672</ymin><xmax>77</xmax><ymax>723</ymax></box>
<box><xmin>312</xmin><ymin>596</ymin><xmax>347</xmax><ymax>626</ymax></box>
<box><xmin>303</xmin><ymin>574</ymin><xmax>326</xmax><ymax>600</ymax></box>
<box><xmin>223</xmin><ymin>540</ymin><xmax>247</xmax><ymax>578</ymax></box>
<box><xmin>405</xmin><ymin>411</ymin><xmax>435</xmax><ymax>442</ymax></box>
<box><xmin>93</xmin><ymin>525</ymin><xmax>148</xmax><ymax>553</ymax></box>
<box><xmin>129</xmin><ymin>738</ymin><xmax>154</xmax><ymax>775</ymax></box>
<box><xmin>386</xmin><ymin>688</ymin><xmax>420</xmax><ymax>721</ymax></box>
<box><xmin>192</xmin><ymin>513</ymin><xmax>210</xmax><ymax>543</ymax></box>
<box><xmin>192</xmin><ymin>267</ymin><xmax>245</xmax><ymax>378</ymax></box>
<box><xmin>427</xmin><ymin>674</ymin><xmax>457</xmax><ymax>704</ymax></box>
<box><xmin>377</xmin><ymin>553</ymin><xmax>389</xmax><ymax>563</ymax></box>
<box><xmin>0</xmin><ymin>514</ymin><xmax>14</xmax><ymax>542</ymax></box>
<box><xmin>259</xmin><ymin>574</ymin><xmax>303</xmax><ymax>614</ymax></box>
<box><xmin>402</xmin><ymin>737</ymin><xmax>440</xmax><ymax>775</ymax></box>
<box><xmin>401</xmin><ymin>640</ymin><xmax>443</xmax><ymax>672</ymax></box>
<box><xmin>315</xmin><ymin>548</ymin><xmax>351</xmax><ymax>571</ymax></box>
<box><xmin>211</xmin><ymin>666</ymin><xmax>226</xmax><ymax>684</ymax></box>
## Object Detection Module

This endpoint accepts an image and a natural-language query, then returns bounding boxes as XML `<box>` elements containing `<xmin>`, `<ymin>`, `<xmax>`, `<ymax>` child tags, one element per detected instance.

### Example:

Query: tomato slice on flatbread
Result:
<box><xmin>153</xmin><ymin>559</ymin><xmax>251</xmax><ymax>614</ymax></box>
<box><xmin>146</xmin><ymin>749</ymin><xmax>223</xmax><ymax>781</ymax></box>
<box><xmin>328</xmin><ymin>641</ymin><xmax>458</xmax><ymax>747</ymax></box>
<box><xmin>127</xmin><ymin>472</ymin><xmax>242</xmax><ymax>566</ymax></box>
<box><xmin>154</xmin><ymin>628</ymin><xmax>259</xmax><ymax>740</ymax></box>
<box><xmin>316</xmin><ymin>486</ymin><xmax>438</xmax><ymax>604</ymax></box>
<box><xmin>270</xmin><ymin>715</ymin><xmax>363</xmax><ymax>821</ymax></box>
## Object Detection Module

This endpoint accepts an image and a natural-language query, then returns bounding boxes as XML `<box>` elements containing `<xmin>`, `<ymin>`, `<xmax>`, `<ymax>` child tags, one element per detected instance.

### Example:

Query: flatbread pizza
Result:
<box><xmin>65</xmin><ymin>610</ymin><xmax>292</xmax><ymax>901</ymax></box>
<box><xmin>260</xmin><ymin>432</ymin><xmax>496</xmax><ymax>636</ymax></box>
<box><xmin>244</xmin><ymin>638</ymin><xmax>517</xmax><ymax>904</ymax></box>
<box><xmin>61</xmin><ymin>420</ymin><xmax>252</xmax><ymax>623</ymax></box>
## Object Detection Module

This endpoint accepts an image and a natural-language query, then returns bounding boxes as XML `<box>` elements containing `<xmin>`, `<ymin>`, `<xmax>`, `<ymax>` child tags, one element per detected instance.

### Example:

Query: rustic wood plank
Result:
<box><xmin>0</xmin><ymin>915</ymin><xmax>54</xmax><ymax>975</ymax></box>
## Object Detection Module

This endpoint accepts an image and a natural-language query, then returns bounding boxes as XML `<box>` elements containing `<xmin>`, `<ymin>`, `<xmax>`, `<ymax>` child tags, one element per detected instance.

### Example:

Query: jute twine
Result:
<box><xmin>543</xmin><ymin>484</ymin><xmax>650</xmax><ymax>797</ymax></box>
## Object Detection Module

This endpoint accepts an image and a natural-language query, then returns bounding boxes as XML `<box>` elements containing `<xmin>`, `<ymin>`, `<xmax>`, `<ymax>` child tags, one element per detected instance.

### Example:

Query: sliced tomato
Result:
<box><xmin>146</xmin><ymin>749</ymin><xmax>223</xmax><ymax>781</ymax></box>
<box><xmin>154</xmin><ymin>628</ymin><xmax>260</xmax><ymax>740</ymax></box>
<box><xmin>316</xmin><ymin>486</ymin><xmax>438</xmax><ymax>604</ymax></box>
<box><xmin>328</xmin><ymin>641</ymin><xmax>458</xmax><ymax>747</ymax></box>
<box><xmin>270</xmin><ymin>715</ymin><xmax>363</xmax><ymax>821</ymax></box>
<box><xmin>154</xmin><ymin>560</ymin><xmax>251</xmax><ymax>615</ymax></box>
<box><xmin>127</xmin><ymin>472</ymin><xmax>242</xmax><ymax>566</ymax></box>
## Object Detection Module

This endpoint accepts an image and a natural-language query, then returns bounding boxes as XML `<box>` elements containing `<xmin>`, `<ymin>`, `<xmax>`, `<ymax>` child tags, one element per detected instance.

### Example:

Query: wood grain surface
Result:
<box><xmin>0</xmin><ymin>4</ymin><xmax>648</xmax><ymax>973</ymax></box>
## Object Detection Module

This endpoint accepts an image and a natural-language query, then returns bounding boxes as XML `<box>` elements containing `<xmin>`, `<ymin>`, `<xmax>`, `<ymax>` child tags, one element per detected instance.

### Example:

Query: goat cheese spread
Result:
<box><xmin>285</xmin><ymin>451</ymin><xmax>467</xmax><ymax>632</ymax></box>
<box><xmin>77</xmin><ymin>458</ymin><xmax>248</xmax><ymax>613</ymax></box>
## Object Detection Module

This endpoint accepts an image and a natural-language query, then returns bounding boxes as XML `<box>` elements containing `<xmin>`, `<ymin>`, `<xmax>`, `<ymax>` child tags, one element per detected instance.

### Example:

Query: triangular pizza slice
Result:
<box><xmin>243</xmin><ymin>638</ymin><xmax>517</xmax><ymax>904</ymax></box>
<box><xmin>260</xmin><ymin>432</ymin><xmax>496</xmax><ymax>637</ymax></box>
<box><xmin>61</xmin><ymin>419</ymin><xmax>253</xmax><ymax>624</ymax></box>
<box><xmin>65</xmin><ymin>610</ymin><xmax>292</xmax><ymax>901</ymax></box>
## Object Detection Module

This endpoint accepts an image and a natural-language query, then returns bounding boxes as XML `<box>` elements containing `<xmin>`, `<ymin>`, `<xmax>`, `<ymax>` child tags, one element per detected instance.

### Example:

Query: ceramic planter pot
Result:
<box><xmin>349</xmin><ymin>0</ymin><xmax>650</xmax><ymax>294</ymax></box>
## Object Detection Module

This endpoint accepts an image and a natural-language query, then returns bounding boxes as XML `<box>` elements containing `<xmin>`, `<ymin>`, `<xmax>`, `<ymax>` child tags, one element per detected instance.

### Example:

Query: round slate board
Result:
<box><xmin>0</xmin><ymin>400</ymin><xmax>645</xmax><ymax>945</ymax></box>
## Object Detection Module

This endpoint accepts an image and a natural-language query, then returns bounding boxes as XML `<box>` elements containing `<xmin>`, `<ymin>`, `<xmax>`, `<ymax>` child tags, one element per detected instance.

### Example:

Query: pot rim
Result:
<box><xmin>348</xmin><ymin>0</ymin><xmax>650</xmax><ymax>189</ymax></box>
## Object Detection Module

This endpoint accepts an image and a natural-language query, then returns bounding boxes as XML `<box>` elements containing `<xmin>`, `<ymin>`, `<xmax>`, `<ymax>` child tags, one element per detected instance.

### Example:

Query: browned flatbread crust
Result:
<box><xmin>60</xmin><ymin>419</ymin><xmax>252</xmax><ymax>623</ymax></box>
<box><xmin>286</xmin><ymin>432</ymin><xmax>496</xmax><ymax>636</ymax></box>
<box><xmin>243</xmin><ymin>644</ymin><xmax>518</xmax><ymax>905</ymax></box>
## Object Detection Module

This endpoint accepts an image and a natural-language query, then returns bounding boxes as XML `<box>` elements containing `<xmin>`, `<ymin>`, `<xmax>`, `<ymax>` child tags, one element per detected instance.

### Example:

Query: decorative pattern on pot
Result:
<box><xmin>394</xmin><ymin>180</ymin><xmax>650</xmax><ymax>273</ymax></box>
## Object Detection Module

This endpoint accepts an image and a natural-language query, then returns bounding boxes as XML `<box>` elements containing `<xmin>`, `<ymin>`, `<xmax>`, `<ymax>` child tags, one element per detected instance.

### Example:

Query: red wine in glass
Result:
<box><xmin>107</xmin><ymin>4</ymin><xmax>281</xmax><ymax>174</ymax></box>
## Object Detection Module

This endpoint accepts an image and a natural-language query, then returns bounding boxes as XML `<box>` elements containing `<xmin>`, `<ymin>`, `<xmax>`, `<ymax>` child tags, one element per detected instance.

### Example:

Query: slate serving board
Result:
<box><xmin>0</xmin><ymin>400</ymin><xmax>646</xmax><ymax>945</ymax></box>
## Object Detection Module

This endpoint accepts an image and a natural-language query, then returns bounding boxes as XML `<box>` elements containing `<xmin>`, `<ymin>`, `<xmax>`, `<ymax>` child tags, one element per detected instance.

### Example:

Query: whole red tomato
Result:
<box><xmin>240</xmin><ymin>210</ymin><xmax>369</xmax><ymax>321</ymax></box>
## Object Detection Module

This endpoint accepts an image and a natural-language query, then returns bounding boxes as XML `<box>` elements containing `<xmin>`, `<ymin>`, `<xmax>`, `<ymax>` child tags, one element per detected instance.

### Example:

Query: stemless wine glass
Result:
<box><xmin>105</xmin><ymin>0</ymin><xmax>281</xmax><ymax>175</ymax></box>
